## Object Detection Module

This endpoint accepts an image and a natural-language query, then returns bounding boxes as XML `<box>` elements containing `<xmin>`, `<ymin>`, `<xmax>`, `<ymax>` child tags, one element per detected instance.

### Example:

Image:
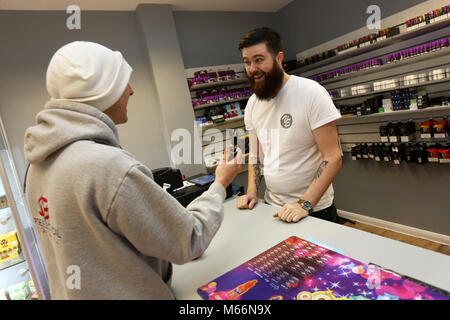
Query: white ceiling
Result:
<box><xmin>0</xmin><ymin>0</ymin><xmax>293</xmax><ymax>12</ymax></box>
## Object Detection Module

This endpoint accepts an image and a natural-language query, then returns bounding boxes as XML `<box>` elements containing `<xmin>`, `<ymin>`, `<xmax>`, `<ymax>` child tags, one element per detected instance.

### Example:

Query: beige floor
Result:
<box><xmin>343</xmin><ymin>221</ymin><xmax>450</xmax><ymax>256</ymax></box>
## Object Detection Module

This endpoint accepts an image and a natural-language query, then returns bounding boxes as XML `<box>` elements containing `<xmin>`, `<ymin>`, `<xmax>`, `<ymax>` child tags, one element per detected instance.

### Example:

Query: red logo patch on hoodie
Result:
<box><xmin>34</xmin><ymin>196</ymin><xmax>62</xmax><ymax>244</ymax></box>
<box><xmin>38</xmin><ymin>196</ymin><xmax>49</xmax><ymax>219</ymax></box>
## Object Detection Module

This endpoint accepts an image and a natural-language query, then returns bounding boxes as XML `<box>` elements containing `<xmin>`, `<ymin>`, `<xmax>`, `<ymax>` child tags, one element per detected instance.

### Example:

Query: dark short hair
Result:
<box><xmin>239</xmin><ymin>27</ymin><xmax>282</xmax><ymax>56</ymax></box>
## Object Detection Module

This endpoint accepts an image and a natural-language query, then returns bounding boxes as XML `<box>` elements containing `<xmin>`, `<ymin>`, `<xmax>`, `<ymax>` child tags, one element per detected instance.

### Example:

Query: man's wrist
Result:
<box><xmin>297</xmin><ymin>199</ymin><xmax>313</xmax><ymax>214</ymax></box>
<box><xmin>247</xmin><ymin>187</ymin><xmax>257</xmax><ymax>197</ymax></box>
<box><xmin>215</xmin><ymin>178</ymin><xmax>229</xmax><ymax>189</ymax></box>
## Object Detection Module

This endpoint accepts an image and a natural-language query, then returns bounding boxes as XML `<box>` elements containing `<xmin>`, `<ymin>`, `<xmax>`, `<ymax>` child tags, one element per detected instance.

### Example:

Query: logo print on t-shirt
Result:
<box><xmin>280</xmin><ymin>113</ymin><xmax>293</xmax><ymax>129</ymax></box>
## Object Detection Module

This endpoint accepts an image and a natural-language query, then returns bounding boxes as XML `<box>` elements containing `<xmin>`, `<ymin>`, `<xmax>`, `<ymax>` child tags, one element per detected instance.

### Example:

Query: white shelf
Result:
<box><xmin>188</xmin><ymin>78</ymin><xmax>249</xmax><ymax>91</ymax></box>
<box><xmin>317</xmin><ymin>48</ymin><xmax>450</xmax><ymax>86</ymax></box>
<box><xmin>337</xmin><ymin>105</ymin><xmax>450</xmax><ymax>125</ymax></box>
<box><xmin>193</xmin><ymin>96</ymin><xmax>250</xmax><ymax>111</ymax></box>
<box><xmin>333</xmin><ymin>77</ymin><xmax>450</xmax><ymax>102</ymax></box>
<box><xmin>199</xmin><ymin>116</ymin><xmax>245</xmax><ymax>131</ymax></box>
<box><xmin>291</xmin><ymin>18</ymin><xmax>450</xmax><ymax>75</ymax></box>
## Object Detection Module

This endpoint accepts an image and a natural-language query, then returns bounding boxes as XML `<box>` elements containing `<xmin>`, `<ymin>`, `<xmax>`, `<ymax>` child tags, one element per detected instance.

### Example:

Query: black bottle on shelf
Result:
<box><xmin>392</xmin><ymin>143</ymin><xmax>407</xmax><ymax>164</ymax></box>
<box><xmin>356</xmin><ymin>144</ymin><xmax>363</xmax><ymax>159</ymax></box>
<box><xmin>372</xmin><ymin>144</ymin><xmax>379</xmax><ymax>161</ymax></box>
<box><xmin>367</xmin><ymin>144</ymin><xmax>376</xmax><ymax>159</ymax></box>
<box><xmin>361</xmin><ymin>144</ymin><xmax>369</xmax><ymax>159</ymax></box>
<box><xmin>382</xmin><ymin>144</ymin><xmax>392</xmax><ymax>162</ymax></box>
<box><xmin>351</xmin><ymin>145</ymin><xmax>357</xmax><ymax>160</ymax></box>
<box><xmin>387</xmin><ymin>122</ymin><xmax>402</xmax><ymax>142</ymax></box>
<box><xmin>379</xmin><ymin>125</ymin><xmax>389</xmax><ymax>142</ymax></box>
<box><xmin>399</xmin><ymin>120</ymin><xmax>416</xmax><ymax>141</ymax></box>
<box><xmin>405</xmin><ymin>144</ymin><xmax>416</xmax><ymax>163</ymax></box>
<box><xmin>415</xmin><ymin>143</ymin><xmax>428</xmax><ymax>164</ymax></box>
<box><xmin>351</xmin><ymin>144</ymin><xmax>361</xmax><ymax>160</ymax></box>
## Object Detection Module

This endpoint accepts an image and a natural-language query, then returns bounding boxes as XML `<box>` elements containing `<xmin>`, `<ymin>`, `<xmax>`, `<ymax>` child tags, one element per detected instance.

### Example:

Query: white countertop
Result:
<box><xmin>172</xmin><ymin>198</ymin><xmax>450</xmax><ymax>300</ymax></box>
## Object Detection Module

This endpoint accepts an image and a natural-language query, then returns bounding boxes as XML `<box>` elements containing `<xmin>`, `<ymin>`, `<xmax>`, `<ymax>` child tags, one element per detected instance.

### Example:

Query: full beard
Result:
<box><xmin>247</xmin><ymin>61</ymin><xmax>285</xmax><ymax>101</ymax></box>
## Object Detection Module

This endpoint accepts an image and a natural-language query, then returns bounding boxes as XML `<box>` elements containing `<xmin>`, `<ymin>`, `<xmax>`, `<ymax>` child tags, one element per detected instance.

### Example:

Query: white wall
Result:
<box><xmin>0</xmin><ymin>10</ymin><xmax>171</xmax><ymax>183</ymax></box>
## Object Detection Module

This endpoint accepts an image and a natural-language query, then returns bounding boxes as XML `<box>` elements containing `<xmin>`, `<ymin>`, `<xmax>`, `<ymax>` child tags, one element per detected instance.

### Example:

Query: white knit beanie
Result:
<box><xmin>46</xmin><ymin>41</ymin><xmax>133</xmax><ymax>111</ymax></box>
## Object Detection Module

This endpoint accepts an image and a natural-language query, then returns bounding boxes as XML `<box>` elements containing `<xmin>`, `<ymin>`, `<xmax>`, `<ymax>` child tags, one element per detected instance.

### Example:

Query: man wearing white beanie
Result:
<box><xmin>24</xmin><ymin>41</ymin><xmax>241</xmax><ymax>299</ymax></box>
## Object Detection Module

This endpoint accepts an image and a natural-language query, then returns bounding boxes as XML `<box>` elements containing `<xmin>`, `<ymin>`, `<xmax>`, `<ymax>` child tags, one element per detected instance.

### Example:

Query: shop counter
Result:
<box><xmin>172</xmin><ymin>198</ymin><xmax>450</xmax><ymax>300</ymax></box>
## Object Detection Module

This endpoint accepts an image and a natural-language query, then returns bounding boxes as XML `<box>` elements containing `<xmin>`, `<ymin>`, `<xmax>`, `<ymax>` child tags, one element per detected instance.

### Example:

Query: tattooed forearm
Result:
<box><xmin>314</xmin><ymin>160</ymin><xmax>329</xmax><ymax>180</ymax></box>
<box><xmin>253</xmin><ymin>162</ymin><xmax>263</xmax><ymax>191</ymax></box>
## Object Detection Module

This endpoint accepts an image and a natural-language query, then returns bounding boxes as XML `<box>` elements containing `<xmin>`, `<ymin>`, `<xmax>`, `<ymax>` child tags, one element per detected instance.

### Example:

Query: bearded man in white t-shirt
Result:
<box><xmin>236</xmin><ymin>27</ymin><xmax>343</xmax><ymax>223</ymax></box>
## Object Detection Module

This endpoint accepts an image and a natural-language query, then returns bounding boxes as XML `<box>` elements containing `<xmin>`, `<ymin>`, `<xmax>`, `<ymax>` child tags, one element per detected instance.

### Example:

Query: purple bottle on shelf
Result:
<box><xmin>419</xmin><ymin>44</ymin><xmax>425</xmax><ymax>55</ymax></box>
<box><xmin>432</xmin><ymin>41</ymin><xmax>438</xmax><ymax>51</ymax></box>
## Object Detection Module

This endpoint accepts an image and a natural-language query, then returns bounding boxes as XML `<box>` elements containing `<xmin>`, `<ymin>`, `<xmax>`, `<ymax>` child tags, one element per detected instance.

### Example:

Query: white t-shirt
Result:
<box><xmin>244</xmin><ymin>75</ymin><xmax>341</xmax><ymax>211</ymax></box>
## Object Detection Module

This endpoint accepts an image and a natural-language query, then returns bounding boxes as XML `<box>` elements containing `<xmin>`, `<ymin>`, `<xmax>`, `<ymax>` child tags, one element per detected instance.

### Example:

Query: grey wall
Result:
<box><xmin>335</xmin><ymin>154</ymin><xmax>450</xmax><ymax>236</ymax></box>
<box><xmin>275</xmin><ymin>0</ymin><xmax>427</xmax><ymax>60</ymax></box>
<box><xmin>136</xmin><ymin>4</ymin><xmax>205</xmax><ymax>177</ymax></box>
<box><xmin>0</xmin><ymin>10</ymin><xmax>170</xmax><ymax>182</ymax></box>
<box><xmin>173</xmin><ymin>11</ymin><xmax>276</xmax><ymax>68</ymax></box>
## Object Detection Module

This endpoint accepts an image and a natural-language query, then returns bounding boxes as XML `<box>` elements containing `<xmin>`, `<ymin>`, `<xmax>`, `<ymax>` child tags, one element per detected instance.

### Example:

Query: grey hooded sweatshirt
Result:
<box><xmin>24</xmin><ymin>100</ymin><xmax>226</xmax><ymax>299</ymax></box>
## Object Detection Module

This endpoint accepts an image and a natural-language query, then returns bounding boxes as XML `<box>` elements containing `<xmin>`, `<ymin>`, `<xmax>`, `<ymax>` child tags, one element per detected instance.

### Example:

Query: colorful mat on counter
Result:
<box><xmin>197</xmin><ymin>236</ymin><xmax>450</xmax><ymax>300</ymax></box>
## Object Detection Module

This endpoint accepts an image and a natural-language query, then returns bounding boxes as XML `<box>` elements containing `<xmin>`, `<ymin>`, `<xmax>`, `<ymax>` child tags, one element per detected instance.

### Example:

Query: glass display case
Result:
<box><xmin>0</xmin><ymin>116</ymin><xmax>49</xmax><ymax>300</ymax></box>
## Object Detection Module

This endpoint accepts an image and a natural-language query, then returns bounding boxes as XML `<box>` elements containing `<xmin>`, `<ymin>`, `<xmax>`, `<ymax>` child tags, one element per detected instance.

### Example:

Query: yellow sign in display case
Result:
<box><xmin>0</xmin><ymin>230</ymin><xmax>20</xmax><ymax>263</ymax></box>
